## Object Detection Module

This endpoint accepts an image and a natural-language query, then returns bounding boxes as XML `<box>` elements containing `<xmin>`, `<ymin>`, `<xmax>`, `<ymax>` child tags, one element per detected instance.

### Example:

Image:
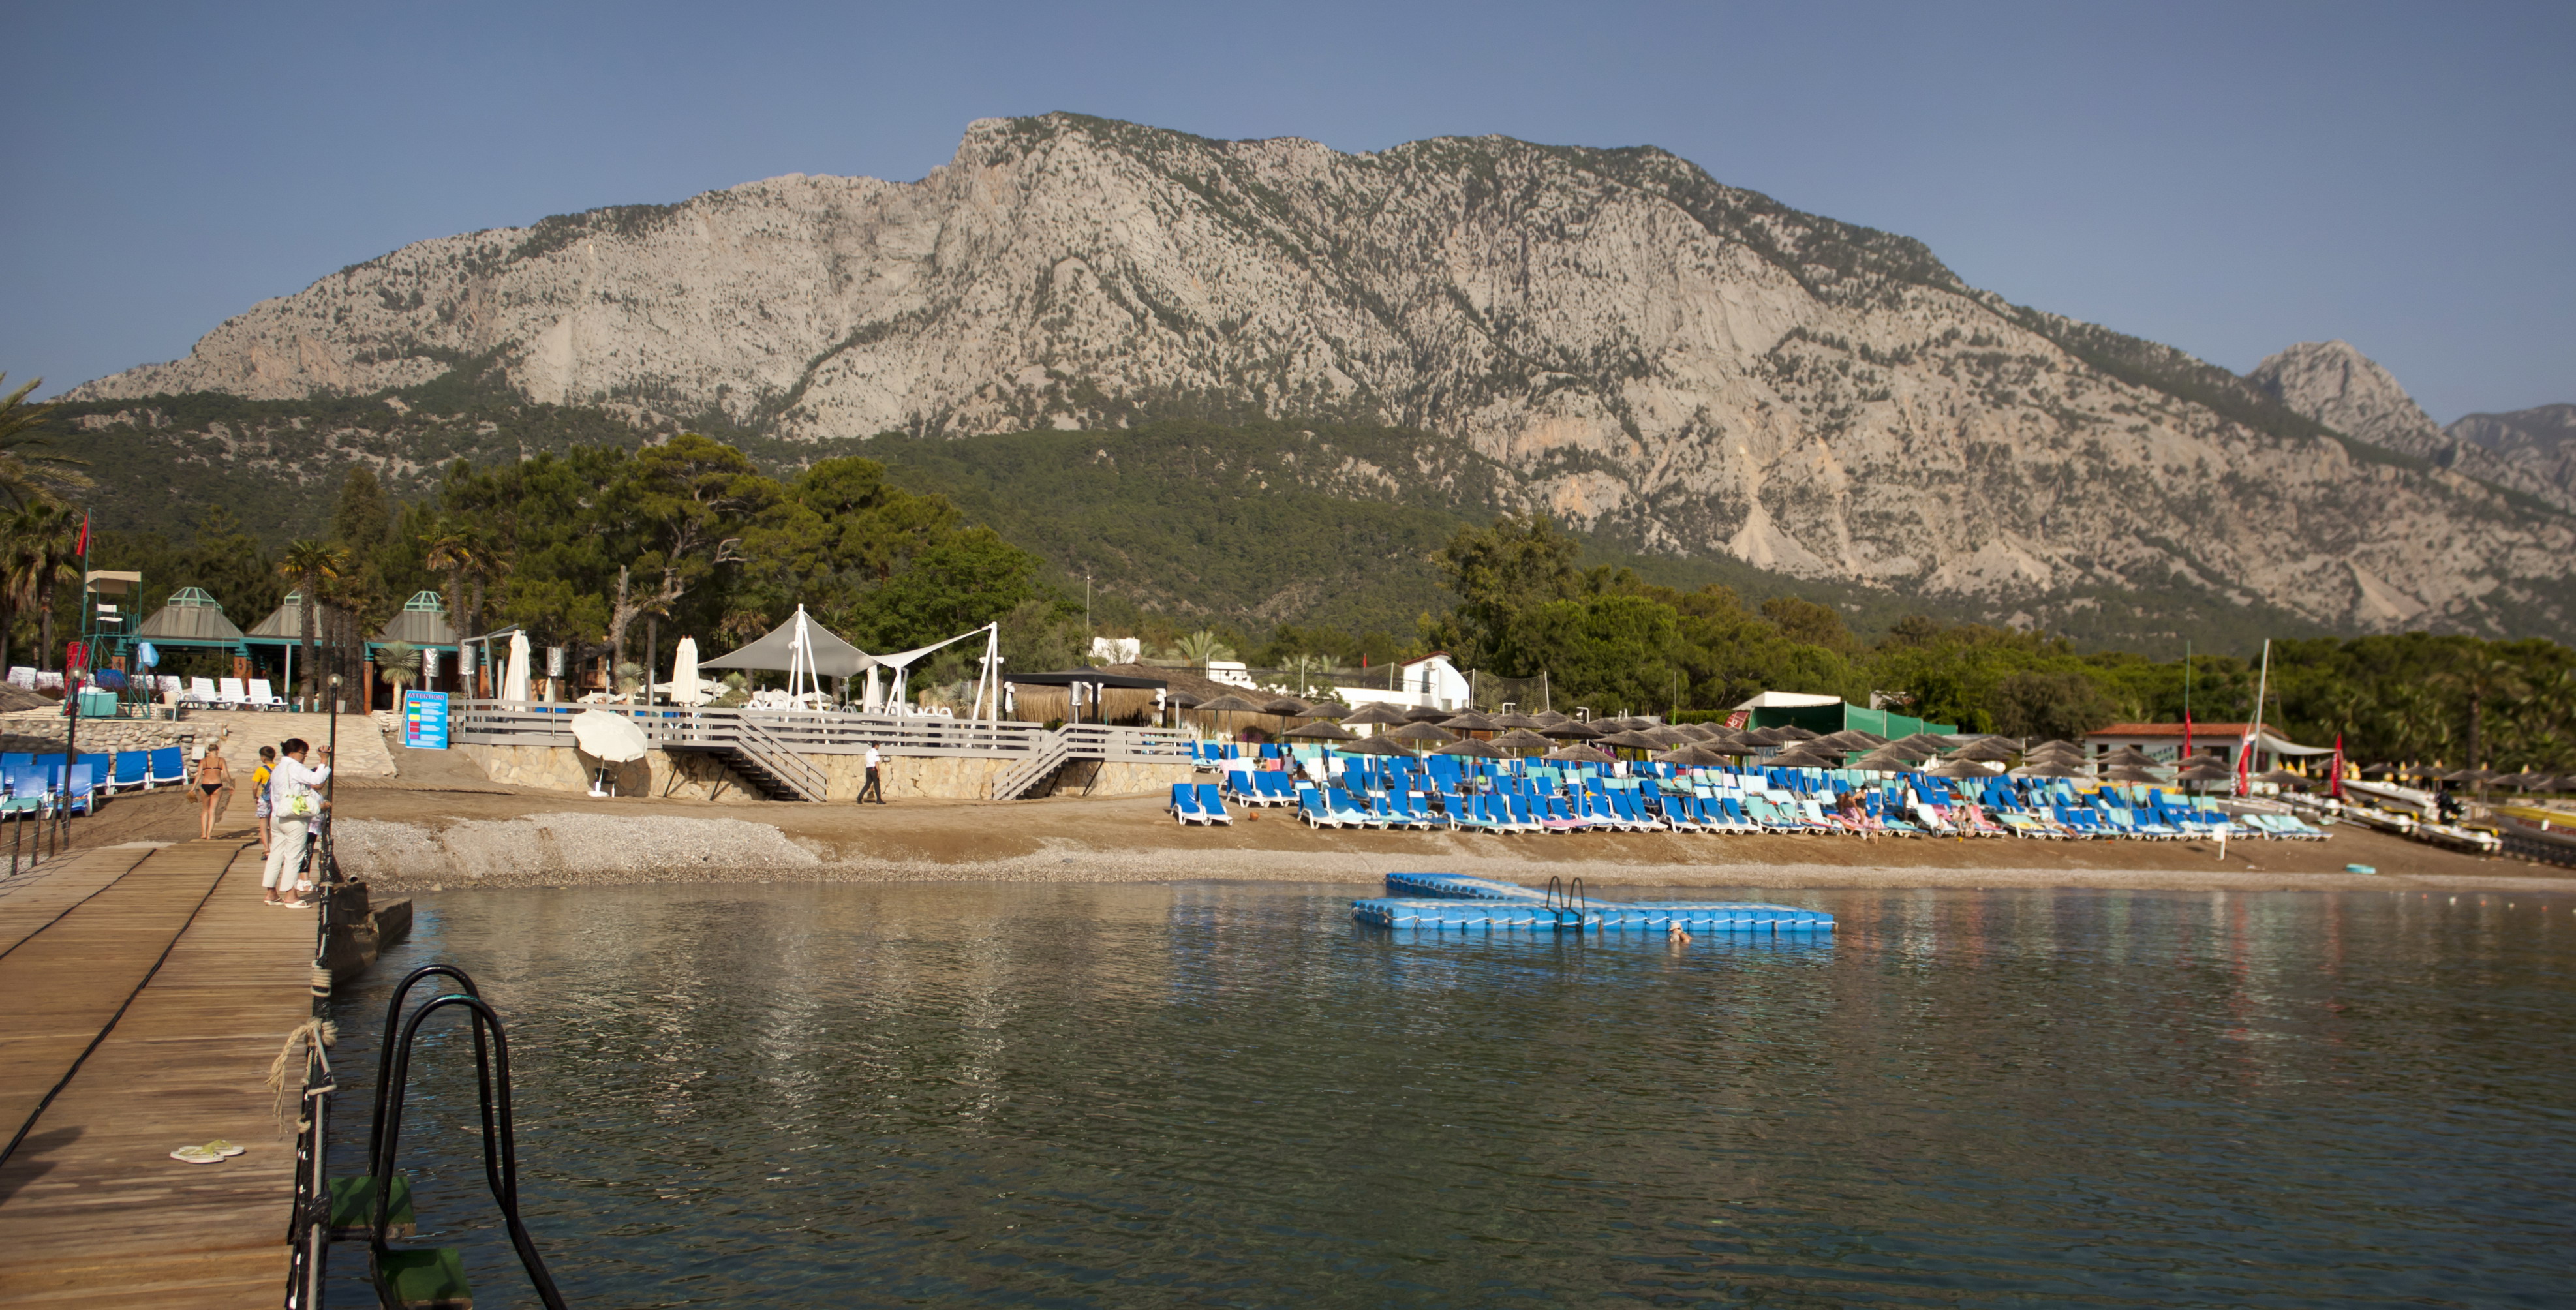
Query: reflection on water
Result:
<box><xmin>330</xmin><ymin>883</ymin><xmax>2576</xmax><ymax>1307</ymax></box>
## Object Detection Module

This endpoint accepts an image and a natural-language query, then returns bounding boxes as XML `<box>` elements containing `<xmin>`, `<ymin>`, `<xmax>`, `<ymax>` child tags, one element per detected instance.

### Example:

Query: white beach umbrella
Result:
<box><xmin>570</xmin><ymin>708</ymin><xmax>649</xmax><ymax>763</ymax></box>
<box><xmin>502</xmin><ymin>631</ymin><xmax>532</xmax><ymax>703</ymax></box>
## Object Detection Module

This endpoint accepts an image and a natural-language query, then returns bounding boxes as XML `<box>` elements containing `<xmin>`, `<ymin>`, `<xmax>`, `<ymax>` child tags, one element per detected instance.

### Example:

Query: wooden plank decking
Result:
<box><xmin>0</xmin><ymin>841</ymin><xmax>314</xmax><ymax>1308</ymax></box>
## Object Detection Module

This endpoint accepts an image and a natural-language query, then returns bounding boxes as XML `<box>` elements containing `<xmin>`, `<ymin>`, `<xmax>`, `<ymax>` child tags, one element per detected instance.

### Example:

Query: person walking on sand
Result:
<box><xmin>261</xmin><ymin>737</ymin><xmax>331</xmax><ymax>907</ymax></box>
<box><xmin>251</xmin><ymin>745</ymin><xmax>277</xmax><ymax>855</ymax></box>
<box><xmin>194</xmin><ymin>742</ymin><xmax>232</xmax><ymax>841</ymax></box>
<box><xmin>856</xmin><ymin>742</ymin><xmax>886</xmax><ymax>804</ymax></box>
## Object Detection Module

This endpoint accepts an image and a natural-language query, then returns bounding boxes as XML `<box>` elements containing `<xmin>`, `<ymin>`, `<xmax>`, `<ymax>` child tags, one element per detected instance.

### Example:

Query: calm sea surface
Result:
<box><xmin>326</xmin><ymin>881</ymin><xmax>2575</xmax><ymax>1308</ymax></box>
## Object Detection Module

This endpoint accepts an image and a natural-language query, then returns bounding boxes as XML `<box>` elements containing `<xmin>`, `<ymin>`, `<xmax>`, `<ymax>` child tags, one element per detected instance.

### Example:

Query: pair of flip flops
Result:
<box><xmin>170</xmin><ymin>1140</ymin><xmax>246</xmax><ymax>1165</ymax></box>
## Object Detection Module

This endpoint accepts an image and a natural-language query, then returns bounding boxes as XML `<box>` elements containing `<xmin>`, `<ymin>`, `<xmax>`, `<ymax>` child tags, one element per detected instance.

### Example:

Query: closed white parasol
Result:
<box><xmin>503</xmin><ymin>631</ymin><xmax>532</xmax><ymax>703</ymax></box>
<box><xmin>671</xmin><ymin>635</ymin><xmax>701</xmax><ymax>706</ymax></box>
<box><xmin>570</xmin><ymin>708</ymin><xmax>649</xmax><ymax>763</ymax></box>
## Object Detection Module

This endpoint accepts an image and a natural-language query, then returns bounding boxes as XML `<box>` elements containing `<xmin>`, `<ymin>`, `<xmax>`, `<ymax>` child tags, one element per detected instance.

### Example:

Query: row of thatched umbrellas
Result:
<box><xmin>1181</xmin><ymin>693</ymin><xmax>2428</xmax><ymax>786</ymax></box>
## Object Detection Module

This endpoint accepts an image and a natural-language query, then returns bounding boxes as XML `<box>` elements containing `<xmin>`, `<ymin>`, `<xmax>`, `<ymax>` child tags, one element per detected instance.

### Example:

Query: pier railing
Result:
<box><xmin>443</xmin><ymin>700</ymin><xmax>1195</xmax><ymax>767</ymax></box>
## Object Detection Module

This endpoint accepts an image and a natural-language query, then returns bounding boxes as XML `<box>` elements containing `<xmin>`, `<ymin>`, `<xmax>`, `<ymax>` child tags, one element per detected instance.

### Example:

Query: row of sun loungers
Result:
<box><xmin>174</xmin><ymin>677</ymin><xmax>292</xmax><ymax>710</ymax></box>
<box><xmin>1185</xmin><ymin>756</ymin><xmax>2327</xmax><ymax>840</ymax></box>
<box><xmin>0</xmin><ymin>747</ymin><xmax>197</xmax><ymax>818</ymax></box>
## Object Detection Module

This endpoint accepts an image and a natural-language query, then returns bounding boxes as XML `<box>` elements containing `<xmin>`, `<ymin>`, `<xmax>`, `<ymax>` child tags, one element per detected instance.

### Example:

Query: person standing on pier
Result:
<box><xmin>262</xmin><ymin>737</ymin><xmax>331</xmax><ymax>907</ymax></box>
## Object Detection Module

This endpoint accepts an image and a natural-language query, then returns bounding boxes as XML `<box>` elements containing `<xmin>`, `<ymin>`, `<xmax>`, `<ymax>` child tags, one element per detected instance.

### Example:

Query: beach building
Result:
<box><xmin>2084</xmin><ymin>722</ymin><xmax>2331</xmax><ymax>772</ymax></box>
<box><xmin>1731</xmin><ymin>690</ymin><xmax>1956</xmax><ymax>737</ymax></box>
<box><xmin>1338</xmin><ymin>652</ymin><xmax>1471</xmax><ymax>713</ymax></box>
<box><xmin>125</xmin><ymin>586</ymin><xmax>249</xmax><ymax>675</ymax></box>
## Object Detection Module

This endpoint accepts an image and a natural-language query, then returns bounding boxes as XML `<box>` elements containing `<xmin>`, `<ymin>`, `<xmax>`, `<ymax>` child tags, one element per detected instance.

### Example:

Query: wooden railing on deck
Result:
<box><xmin>443</xmin><ymin>700</ymin><xmax>1194</xmax><ymax>770</ymax></box>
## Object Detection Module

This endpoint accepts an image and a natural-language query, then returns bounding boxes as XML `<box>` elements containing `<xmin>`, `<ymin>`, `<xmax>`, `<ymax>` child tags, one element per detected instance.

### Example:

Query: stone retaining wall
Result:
<box><xmin>456</xmin><ymin>742</ymin><xmax>1190</xmax><ymax>802</ymax></box>
<box><xmin>0</xmin><ymin>710</ymin><xmax>202</xmax><ymax>757</ymax></box>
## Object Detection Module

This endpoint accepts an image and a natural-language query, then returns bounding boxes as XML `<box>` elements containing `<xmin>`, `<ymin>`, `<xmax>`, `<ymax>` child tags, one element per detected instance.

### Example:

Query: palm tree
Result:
<box><xmin>279</xmin><ymin>540</ymin><xmax>345</xmax><ymax>707</ymax></box>
<box><xmin>2442</xmin><ymin>653</ymin><xmax>2528</xmax><ymax>773</ymax></box>
<box><xmin>376</xmin><ymin>640</ymin><xmax>422</xmax><ymax>697</ymax></box>
<box><xmin>1174</xmin><ymin>629</ymin><xmax>1235</xmax><ymax>669</ymax></box>
<box><xmin>0</xmin><ymin>374</ymin><xmax>91</xmax><ymax>509</ymax></box>
<box><xmin>424</xmin><ymin>525</ymin><xmax>502</xmax><ymax>641</ymax></box>
<box><xmin>20</xmin><ymin>503</ymin><xmax>80</xmax><ymax>672</ymax></box>
<box><xmin>0</xmin><ymin>507</ymin><xmax>45</xmax><ymax>673</ymax></box>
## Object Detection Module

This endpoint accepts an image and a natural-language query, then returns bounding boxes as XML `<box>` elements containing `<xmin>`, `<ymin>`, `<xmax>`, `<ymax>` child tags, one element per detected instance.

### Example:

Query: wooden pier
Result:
<box><xmin>0</xmin><ymin>841</ymin><xmax>315</xmax><ymax>1307</ymax></box>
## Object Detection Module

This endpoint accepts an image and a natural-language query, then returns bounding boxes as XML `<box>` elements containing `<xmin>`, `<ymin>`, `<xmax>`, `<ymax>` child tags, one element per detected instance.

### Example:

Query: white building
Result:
<box><xmin>1089</xmin><ymin>636</ymin><xmax>1141</xmax><ymax>665</ymax></box>
<box><xmin>1336</xmin><ymin>652</ymin><xmax>1472</xmax><ymax>713</ymax></box>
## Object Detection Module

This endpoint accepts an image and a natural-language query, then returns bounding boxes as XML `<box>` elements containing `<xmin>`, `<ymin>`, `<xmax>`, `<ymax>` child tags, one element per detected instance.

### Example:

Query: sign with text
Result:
<box><xmin>402</xmin><ymin>690</ymin><xmax>450</xmax><ymax>750</ymax></box>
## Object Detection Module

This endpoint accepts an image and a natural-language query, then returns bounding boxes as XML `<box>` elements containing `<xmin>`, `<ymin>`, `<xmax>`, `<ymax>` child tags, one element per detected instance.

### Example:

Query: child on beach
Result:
<box><xmin>251</xmin><ymin>746</ymin><xmax>276</xmax><ymax>854</ymax></box>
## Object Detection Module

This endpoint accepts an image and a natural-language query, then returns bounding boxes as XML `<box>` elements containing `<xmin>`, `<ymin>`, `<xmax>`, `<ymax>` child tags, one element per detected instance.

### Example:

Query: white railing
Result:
<box><xmin>444</xmin><ymin>700</ymin><xmax>1191</xmax><ymax>767</ymax></box>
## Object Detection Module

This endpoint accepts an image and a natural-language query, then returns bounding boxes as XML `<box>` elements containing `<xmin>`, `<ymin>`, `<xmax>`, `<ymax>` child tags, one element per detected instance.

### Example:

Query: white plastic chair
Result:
<box><xmin>245</xmin><ymin>678</ymin><xmax>289</xmax><ymax>710</ymax></box>
<box><xmin>217</xmin><ymin>677</ymin><xmax>251</xmax><ymax>708</ymax></box>
<box><xmin>184</xmin><ymin>677</ymin><xmax>221</xmax><ymax>708</ymax></box>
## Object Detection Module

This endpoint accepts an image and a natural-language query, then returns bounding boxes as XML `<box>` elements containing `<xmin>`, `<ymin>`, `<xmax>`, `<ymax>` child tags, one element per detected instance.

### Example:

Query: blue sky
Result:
<box><xmin>5</xmin><ymin>1</ymin><xmax>2568</xmax><ymax>421</ymax></box>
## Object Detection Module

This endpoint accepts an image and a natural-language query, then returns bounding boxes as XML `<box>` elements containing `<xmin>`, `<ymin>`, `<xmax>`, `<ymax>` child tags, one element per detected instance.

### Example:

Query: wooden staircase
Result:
<box><xmin>722</xmin><ymin>717</ymin><xmax>830</xmax><ymax>801</ymax></box>
<box><xmin>992</xmin><ymin>728</ymin><xmax>1073</xmax><ymax>800</ymax></box>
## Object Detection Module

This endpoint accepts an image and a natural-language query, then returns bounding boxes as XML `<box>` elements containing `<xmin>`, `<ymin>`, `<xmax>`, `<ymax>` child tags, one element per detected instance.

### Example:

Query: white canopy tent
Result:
<box><xmin>863</xmin><ymin>623</ymin><xmax>1001</xmax><ymax>719</ymax></box>
<box><xmin>695</xmin><ymin>609</ymin><xmax>1005</xmax><ymax>720</ymax></box>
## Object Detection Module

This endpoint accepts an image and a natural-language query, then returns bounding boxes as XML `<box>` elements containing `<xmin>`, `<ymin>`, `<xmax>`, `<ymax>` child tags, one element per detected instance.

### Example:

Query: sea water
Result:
<box><xmin>328</xmin><ymin>882</ymin><xmax>2575</xmax><ymax>1307</ymax></box>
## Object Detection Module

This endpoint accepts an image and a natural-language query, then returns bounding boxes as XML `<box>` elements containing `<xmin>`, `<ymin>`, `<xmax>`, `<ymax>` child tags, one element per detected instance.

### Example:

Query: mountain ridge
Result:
<box><xmin>62</xmin><ymin>112</ymin><xmax>2576</xmax><ymax>641</ymax></box>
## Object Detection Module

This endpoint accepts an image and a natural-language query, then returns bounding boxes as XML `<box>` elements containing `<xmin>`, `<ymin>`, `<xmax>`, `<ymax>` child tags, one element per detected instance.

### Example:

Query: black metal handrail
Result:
<box><xmin>373</xmin><ymin>992</ymin><xmax>568</xmax><ymax>1309</ymax></box>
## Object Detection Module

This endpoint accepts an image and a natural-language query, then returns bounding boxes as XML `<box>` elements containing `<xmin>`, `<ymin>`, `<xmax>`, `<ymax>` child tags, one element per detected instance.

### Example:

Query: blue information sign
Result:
<box><xmin>402</xmin><ymin>690</ymin><xmax>450</xmax><ymax>750</ymax></box>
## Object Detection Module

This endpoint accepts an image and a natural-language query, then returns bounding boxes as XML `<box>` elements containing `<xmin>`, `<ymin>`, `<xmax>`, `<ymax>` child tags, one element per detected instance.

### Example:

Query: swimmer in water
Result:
<box><xmin>1668</xmin><ymin>921</ymin><xmax>1691</xmax><ymax>944</ymax></box>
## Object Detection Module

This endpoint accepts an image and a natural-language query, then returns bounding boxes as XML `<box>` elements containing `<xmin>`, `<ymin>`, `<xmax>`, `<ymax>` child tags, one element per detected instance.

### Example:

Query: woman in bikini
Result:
<box><xmin>195</xmin><ymin>742</ymin><xmax>231</xmax><ymax>841</ymax></box>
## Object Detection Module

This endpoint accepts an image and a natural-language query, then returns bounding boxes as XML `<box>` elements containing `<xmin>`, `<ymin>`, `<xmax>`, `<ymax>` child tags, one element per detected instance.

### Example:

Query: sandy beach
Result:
<box><xmin>258</xmin><ymin>737</ymin><xmax>2572</xmax><ymax>900</ymax></box>
<box><xmin>52</xmin><ymin>735</ymin><xmax>2569</xmax><ymax>899</ymax></box>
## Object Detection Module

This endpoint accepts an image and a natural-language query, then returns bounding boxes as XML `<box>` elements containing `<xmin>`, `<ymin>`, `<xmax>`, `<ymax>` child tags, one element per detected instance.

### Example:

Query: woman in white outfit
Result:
<box><xmin>262</xmin><ymin>738</ymin><xmax>332</xmax><ymax>907</ymax></box>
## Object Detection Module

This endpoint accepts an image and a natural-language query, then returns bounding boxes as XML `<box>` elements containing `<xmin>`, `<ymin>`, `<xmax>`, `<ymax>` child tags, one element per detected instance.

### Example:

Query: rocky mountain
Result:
<box><xmin>2446</xmin><ymin>404</ymin><xmax>2576</xmax><ymax>514</ymax></box>
<box><xmin>66</xmin><ymin>113</ymin><xmax>2576</xmax><ymax>640</ymax></box>
<box><xmin>2250</xmin><ymin>340</ymin><xmax>2575</xmax><ymax>515</ymax></box>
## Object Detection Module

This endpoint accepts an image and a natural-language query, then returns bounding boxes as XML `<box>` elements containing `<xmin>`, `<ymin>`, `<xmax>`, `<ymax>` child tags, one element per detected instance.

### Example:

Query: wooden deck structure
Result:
<box><xmin>0</xmin><ymin>841</ymin><xmax>314</xmax><ymax>1307</ymax></box>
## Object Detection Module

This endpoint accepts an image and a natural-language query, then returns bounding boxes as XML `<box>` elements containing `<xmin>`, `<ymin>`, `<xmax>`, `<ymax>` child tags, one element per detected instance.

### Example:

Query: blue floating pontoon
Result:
<box><xmin>1382</xmin><ymin>872</ymin><xmax>1549</xmax><ymax>902</ymax></box>
<box><xmin>1356</xmin><ymin>873</ymin><xmax>1832</xmax><ymax>934</ymax></box>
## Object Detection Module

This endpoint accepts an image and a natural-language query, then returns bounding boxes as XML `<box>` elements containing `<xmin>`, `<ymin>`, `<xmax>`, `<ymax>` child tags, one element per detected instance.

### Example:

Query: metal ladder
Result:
<box><xmin>302</xmin><ymin>964</ymin><xmax>570</xmax><ymax>1309</ymax></box>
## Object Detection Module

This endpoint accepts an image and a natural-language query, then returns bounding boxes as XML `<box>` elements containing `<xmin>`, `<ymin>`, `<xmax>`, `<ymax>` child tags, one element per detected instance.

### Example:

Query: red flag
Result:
<box><xmin>2236</xmin><ymin>729</ymin><xmax>2254</xmax><ymax>795</ymax></box>
<box><xmin>2330</xmin><ymin>733</ymin><xmax>2345</xmax><ymax>800</ymax></box>
<box><xmin>2182</xmin><ymin>710</ymin><xmax>2193</xmax><ymax>760</ymax></box>
<box><xmin>76</xmin><ymin>513</ymin><xmax>89</xmax><ymax>557</ymax></box>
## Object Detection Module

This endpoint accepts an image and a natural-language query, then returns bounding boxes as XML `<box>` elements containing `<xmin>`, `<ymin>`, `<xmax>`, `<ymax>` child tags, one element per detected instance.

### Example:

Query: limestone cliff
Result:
<box><xmin>70</xmin><ymin>114</ymin><xmax>2576</xmax><ymax>636</ymax></box>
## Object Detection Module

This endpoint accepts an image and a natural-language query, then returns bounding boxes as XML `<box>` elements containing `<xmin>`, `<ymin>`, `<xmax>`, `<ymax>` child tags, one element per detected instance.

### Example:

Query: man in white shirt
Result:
<box><xmin>857</xmin><ymin>743</ymin><xmax>885</xmax><ymax>804</ymax></box>
<box><xmin>261</xmin><ymin>737</ymin><xmax>332</xmax><ymax>907</ymax></box>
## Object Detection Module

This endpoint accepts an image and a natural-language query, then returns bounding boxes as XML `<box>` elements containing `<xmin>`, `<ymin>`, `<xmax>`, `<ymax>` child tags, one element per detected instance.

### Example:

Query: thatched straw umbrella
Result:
<box><xmin>1302</xmin><ymin>701</ymin><xmax>1352</xmax><ymax>720</ymax></box>
<box><xmin>1439</xmin><ymin>710</ymin><xmax>1499</xmax><ymax>736</ymax></box>
<box><xmin>2098</xmin><ymin>744</ymin><xmax>2163</xmax><ymax>770</ymax></box>
<box><xmin>1286</xmin><ymin>720</ymin><xmax>1358</xmax><ymax>744</ymax></box>
<box><xmin>1929</xmin><ymin>757</ymin><xmax>2002</xmax><ymax>779</ymax></box>
<box><xmin>2104</xmin><ymin>765</ymin><xmax>2170</xmax><ymax>784</ymax></box>
<box><xmin>1382</xmin><ymin>720</ymin><xmax>1458</xmax><ymax>753</ymax></box>
<box><xmin>1946</xmin><ymin>737</ymin><xmax>2021</xmax><ymax>763</ymax></box>
<box><xmin>1434</xmin><ymin>738</ymin><xmax>1511</xmax><ymax>759</ymax></box>
<box><xmin>1596</xmin><ymin>729</ymin><xmax>1667</xmax><ymax>757</ymax></box>
<box><xmin>1543</xmin><ymin>743</ymin><xmax>1614</xmax><ymax>765</ymax></box>
<box><xmin>1542</xmin><ymin>718</ymin><xmax>1603</xmax><ymax>740</ymax></box>
<box><xmin>1492</xmin><ymin>727</ymin><xmax>1554</xmax><ymax>757</ymax></box>
<box><xmin>1770</xmin><ymin>724</ymin><xmax>1822</xmax><ymax>742</ymax></box>
<box><xmin>1402</xmin><ymin>704</ymin><xmax>1454</xmax><ymax>724</ymax></box>
<box><xmin>1342</xmin><ymin>702</ymin><xmax>1413</xmax><ymax>734</ymax></box>
<box><xmin>2011</xmin><ymin>760</ymin><xmax>2087</xmax><ymax>779</ymax></box>
<box><xmin>1194</xmin><ymin>692</ymin><xmax>1265</xmax><ymax>739</ymax></box>
<box><xmin>1489</xmin><ymin>711</ymin><xmax>1547</xmax><ymax>731</ymax></box>
<box><xmin>1339</xmin><ymin>735</ymin><xmax>1415</xmax><ymax>757</ymax></box>
<box><xmin>1654</xmin><ymin>744</ymin><xmax>1734</xmax><ymax>769</ymax></box>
